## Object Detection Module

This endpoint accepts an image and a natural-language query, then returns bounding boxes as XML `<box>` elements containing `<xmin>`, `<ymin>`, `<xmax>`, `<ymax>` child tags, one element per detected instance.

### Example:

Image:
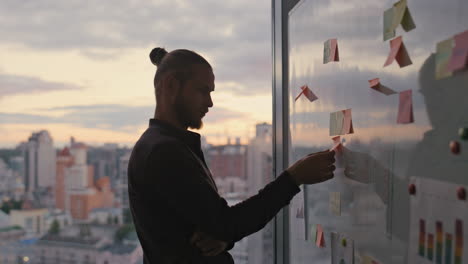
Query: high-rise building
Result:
<box><xmin>207</xmin><ymin>138</ymin><xmax>247</xmax><ymax>180</ymax></box>
<box><xmin>56</xmin><ymin>138</ymin><xmax>115</xmax><ymax>221</ymax></box>
<box><xmin>23</xmin><ymin>130</ymin><xmax>56</xmax><ymax>193</ymax></box>
<box><xmin>246</xmin><ymin>123</ymin><xmax>273</xmax><ymax>264</ymax></box>
<box><xmin>118</xmin><ymin>151</ymin><xmax>131</xmax><ymax>210</ymax></box>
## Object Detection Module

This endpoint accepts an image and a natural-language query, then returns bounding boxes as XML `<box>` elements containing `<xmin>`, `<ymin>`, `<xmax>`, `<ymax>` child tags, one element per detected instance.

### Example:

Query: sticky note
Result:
<box><xmin>316</xmin><ymin>224</ymin><xmax>326</xmax><ymax>248</ymax></box>
<box><xmin>383</xmin><ymin>8</ymin><xmax>396</xmax><ymax>41</ymax></box>
<box><xmin>384</xmin><ymin>36</ymin><xmax>412</xmax><ymax>68</ymax></box>
<box><xmin>342</xmin><ymin>109</ymin><xmax>354</xmax><ymax>135</ymax></box>
<box><xmin>368</xmin><ymin>78</ymin><xmax>397</xmax><ymax>95</ymax></box>
<box><xmin>296</xmin><ymin>205</ymin><xmax>304</xmax><ymax>219</ymax></box>
<box><xmin>397</xmin><ymin>89</ymin><xmax>414</xmax><ymax>124</ymax></box>
<box><xmin>447</xmin><ymin>30</ymin><xmax>468</xmax><ymax>72</ymax></box>
<box><xmin>330</xmin><ymin>136</ymin><xmax>342</xmax><ymax>152</ymax></box>
<box><xmin>435</xmin><ymin>38</ymin><xmax>455</xmax><ymax>80</ymax></box>
<box><xmin>329</xmin><ymin>192</ymin><xmax>341</xmax><ymax>216</ymax></box>
<box><xmin>330</xmin><ymin>109</ymin><xmax>354</xmax><ymax>136</ymax></box>
<box><xmin>295</xmin><ymin>85</ymin><xmax>318</xmax><ymax>102</ymax></box>
<box><xmin>362</xmin><ymin>255</ymin><xmax>380</xmax><ymax>264</ymax></box>
<box><xmin>324</xmin><ymin>39</ymin><xmax>340</xmax><ymax>64</ymax></box>
<box><xmin>331</xmin><ymin>232</ymin><xmax>354</xmax><ymax>264</ymax></box>
<box><xmin>383</xmin><ymin>0</ymin><xmax>416</xmax><ymax>41</ymax></box>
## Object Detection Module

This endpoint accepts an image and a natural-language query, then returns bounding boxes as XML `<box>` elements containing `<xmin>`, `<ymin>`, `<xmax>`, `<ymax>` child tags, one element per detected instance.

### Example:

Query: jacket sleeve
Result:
<box><xmin>143</xmin><ymin>143</ymin><xmax>300</xmax><ymax>243</ymax></box>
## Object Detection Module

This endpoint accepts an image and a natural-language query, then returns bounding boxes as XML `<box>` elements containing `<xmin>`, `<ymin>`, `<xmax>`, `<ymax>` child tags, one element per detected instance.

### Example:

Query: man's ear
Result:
<box><xmin>164</xmin><ymin>72</ymin><xmax>182</xmax><ymax>104</ymax></box>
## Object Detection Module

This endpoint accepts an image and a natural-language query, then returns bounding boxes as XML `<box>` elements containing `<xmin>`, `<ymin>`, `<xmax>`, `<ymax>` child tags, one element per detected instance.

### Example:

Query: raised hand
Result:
<box><xmin>287</xmin><ymin>150</ymin><xmax>336</xmax><ymax>185</ymax></box>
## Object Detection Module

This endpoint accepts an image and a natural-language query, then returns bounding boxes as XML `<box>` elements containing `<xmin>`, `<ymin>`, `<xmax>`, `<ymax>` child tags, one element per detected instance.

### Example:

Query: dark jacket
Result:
<box><xmin>128</xmin><ymin>119</ymin><xmax>300</xmax><ymax>264</ymax></box>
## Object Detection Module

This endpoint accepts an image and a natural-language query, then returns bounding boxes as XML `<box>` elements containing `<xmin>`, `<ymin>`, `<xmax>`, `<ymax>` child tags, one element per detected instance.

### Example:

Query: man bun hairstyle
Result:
<box><xmin>150</xmin><ymin>47</ymin><xmax>212</xmax><ymax>102</ymax></box>
<box><xmin>149</xmin><ymin>47</ymin><xmax>168</xmax><ymax>66</ymax></box>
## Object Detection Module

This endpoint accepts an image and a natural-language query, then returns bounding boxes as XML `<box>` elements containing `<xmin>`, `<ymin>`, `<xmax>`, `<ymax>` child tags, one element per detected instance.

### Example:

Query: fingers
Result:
<box><xmin>190</xmin><ymin>231</ymin><xmax>203</xmax><ymax>244</ymax></box>
<box><xmin>202</xmin><ymin>242</ymin><xmax>227</xmax><ymax>256</ymax></box>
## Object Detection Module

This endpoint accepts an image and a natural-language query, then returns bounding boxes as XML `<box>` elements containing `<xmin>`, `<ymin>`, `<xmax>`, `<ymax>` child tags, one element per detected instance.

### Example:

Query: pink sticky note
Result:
<box><xmin>384</xmin><ymin>36</ymin><xmax>412</xmax><ymax>68</ymax></box>
<box><xmin>341</xmin><ymin>109</ymin><xmax>354</xmax><ymax>134</ymax></box>
<box><xmin>316</xmin><ymin>224</ymin><xmax>325</xmax><ymax>248</ymax></box>
<box><xmin>330</xmin><ymin>39</ymin><xmax>339</xmax><ymax>62</ymax></box>
<box><xmin>295</xmin><ymin>85</ymin><xmax>318</xmax><ymax>102</ymax></box>
<box><xmin>368</xmin><ymin>78</ymin><xmax>397</xmax><ymax>95</ymax></box>
<box><xmin>301</xmin><ymin>85</ymin><xmax>318</xmax><ymax>102</ymax></box>
<box><xmin>397</xmin><ymin>90</ymin><xmax>414</xmax><ymax>124</ymax></box>
<box><xmin>294</xmin><ymin>90</ymin><xmax>304</xmax><ymax>102</ymax></box>
<box><xmin>324</xmin><ymin>39</ymin><xmax>340</xmax><ymax>64</ymax></box>
<box><xmin>447</xmin><ymin>30</ymin><xmax>468</xmax><ymax>72</ymax></box>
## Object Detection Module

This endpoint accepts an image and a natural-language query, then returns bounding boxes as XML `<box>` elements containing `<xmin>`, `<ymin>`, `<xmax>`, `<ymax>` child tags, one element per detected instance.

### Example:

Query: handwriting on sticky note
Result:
<box><xmin>383</xmin><ymin>0</ymin><xmax>416</xmax><ymax>41</ymax></box>
<box><xmin>384</xmin><ymin>36</ymin><xmax>412</xmax><ymax>68</ymax></box>
<box><xmin>330</xmin><ymin>109</ymin><xmax>354</xmax><ymax>136</ymax></box>
<box><xmin>447</xmin><ymin>30</ymin><xmax>468</xmax><ymax>72</ymax></box>
<box><xmin>397</xmin><ymin>89</ymin><xmax>414</xmax><ymax>124</ymax></box>
<box><xmin>368</xmin><ymin>78</ymin><xmax>397</xmax><ymax>95</ymax></box>
<box><xmin>435</xmin><ymin>38</ymin><xmax>454</xmax><ymax>80</ymax></box>
<box><xmin>324</xmin><ymin>39</ymin><xmax>339</xmax><ymax>64</ymax></box>
<box><xmin>295</xmin><ymin>85</ymin><xmax>318</xmax><ymax>102</ymax></box>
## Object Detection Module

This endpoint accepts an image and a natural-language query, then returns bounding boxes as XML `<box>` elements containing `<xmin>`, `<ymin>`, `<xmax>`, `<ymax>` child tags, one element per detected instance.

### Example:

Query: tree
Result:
<box><xmin>114</xmin><ymin>224</ymin><xmax>135</xmax><ymax>243</ymax></box>
<box><xmin>49</xmin><ymin>219</ymin><xmax>60</xmax><ymax>235</ymax></box>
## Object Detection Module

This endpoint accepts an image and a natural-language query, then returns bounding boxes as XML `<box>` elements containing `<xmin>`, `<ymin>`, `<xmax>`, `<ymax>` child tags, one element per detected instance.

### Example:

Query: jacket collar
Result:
<box><xmin>149</xmin><ymin>118</ymin><xmax>202</xmax><ymax>151</ymax></box>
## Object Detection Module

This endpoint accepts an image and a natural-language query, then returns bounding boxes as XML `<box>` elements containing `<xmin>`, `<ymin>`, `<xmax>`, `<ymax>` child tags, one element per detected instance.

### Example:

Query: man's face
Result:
<box><xmin>174</xmin><ymin>64</ymin><xmax>214</xmax><ymax>129</ymax></box>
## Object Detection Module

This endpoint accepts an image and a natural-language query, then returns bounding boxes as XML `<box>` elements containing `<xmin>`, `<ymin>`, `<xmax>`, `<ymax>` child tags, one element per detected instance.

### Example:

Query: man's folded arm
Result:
<box><xmin>145</xmin><ymin>143</ymin><xmax>300</xmax><ymax>243</ymax></box>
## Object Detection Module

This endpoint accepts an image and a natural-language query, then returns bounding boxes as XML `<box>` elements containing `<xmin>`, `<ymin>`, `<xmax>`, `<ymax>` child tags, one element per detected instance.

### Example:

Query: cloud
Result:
<box><xmin>0</xmin><ymin>73</ymin><xmax>83</xmax><ymax>99</ymax></box>
<box><xmin>0</xmin><ymin>0</ymin><xmax>272</xmax><ymax>95</ymax></box>
<box><xmin>1</xmin><ymin>103</ymin><xmax>247</xmax><ymax>132</ymax></box>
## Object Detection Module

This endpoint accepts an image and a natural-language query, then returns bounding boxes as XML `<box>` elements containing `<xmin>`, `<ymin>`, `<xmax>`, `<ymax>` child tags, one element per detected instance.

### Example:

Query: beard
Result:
<box><xmin>174</xmin><ymin>96</ymin><xmax>203</xmax><ymax>130</ymax></box>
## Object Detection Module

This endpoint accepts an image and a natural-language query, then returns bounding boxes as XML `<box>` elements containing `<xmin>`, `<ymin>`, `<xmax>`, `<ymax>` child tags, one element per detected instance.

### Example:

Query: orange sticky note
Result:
<box><xmin>397</xmin><ymin>90</ymin><xmax>414</xmax><ymax>124</ymax></box>
<box><xmin>342</xmin><ymin>109</ymin><xmax>354</xmax><ymax>134</ymax></box>
<box><xmin>447</xmin><ymin>30</ymin><xmax>468</xmax><ymax>72</ymax></box>
<box><xmin>316</xmin><ymin>224</ymin><xmax>325</xmax><ymax>248</ymax></box>
<box><xmin>324</xmin><ymin>39</ymin><xmax>340</xmax><ymax>64</ymax></box>
<box><xmin>384</xmin><ymin>36</ymin><xmax>412</xmax><ymax>68</ymax></box>
<box><xmin>368</xmin><ymin>78</ymin><xmax>397</xmax><ymax>95</ymax></box>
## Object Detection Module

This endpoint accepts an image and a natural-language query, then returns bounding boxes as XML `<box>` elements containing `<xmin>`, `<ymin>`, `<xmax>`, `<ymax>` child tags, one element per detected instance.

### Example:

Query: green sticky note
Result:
<box><xmin>383</xmin><ymin>0</ymin><xmax>416</xmax><ymax>41</ymax></box>
<box><xmin>383</xmin><ymin>7</ymin><xmax>396</xmax><ymax>41</ymax></box>
<box><xmin>401</xmin><ymin>5</ymin><xmax>416</xmax><ymax>32</ymax></box>
<box><xmin>435</xmin><ymin>38</ymin><xmax>454</xmax><ymax>80</ymax></box>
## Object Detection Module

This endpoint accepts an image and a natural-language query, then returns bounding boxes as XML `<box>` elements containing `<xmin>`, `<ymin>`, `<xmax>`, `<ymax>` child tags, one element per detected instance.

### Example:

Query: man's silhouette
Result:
<box><xmin>128</xmin><ymin>47</ymin><xmax>335</xmax><ymax>264</ymax></box>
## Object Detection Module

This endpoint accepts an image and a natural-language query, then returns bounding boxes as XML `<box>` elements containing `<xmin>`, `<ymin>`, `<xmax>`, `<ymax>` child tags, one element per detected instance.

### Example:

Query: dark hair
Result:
<box><xmin>149</xmin><ymin>47</ymin><xmax>211</xmax><ymax>100</ymax></box>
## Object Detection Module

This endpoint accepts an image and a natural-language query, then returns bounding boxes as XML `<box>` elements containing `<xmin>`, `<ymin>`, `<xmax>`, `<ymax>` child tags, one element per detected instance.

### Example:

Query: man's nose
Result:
<box><xmin>207</xmin><ymin>94</ymin><xmax>214</xmax><ymax>108</ymax></box>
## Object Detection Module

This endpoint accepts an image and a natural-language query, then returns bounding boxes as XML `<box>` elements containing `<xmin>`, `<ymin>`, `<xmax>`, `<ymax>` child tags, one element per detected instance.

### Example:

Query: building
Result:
<box><xmin>89</xmin><ymin>207</ymin><xmax>122</xmax><ymax>225</ymax></box>
<box><xmin>118</xmin><ymin>151</ymin><xmax>131</xmax><ymax>210</ymax></box>
<box><xmin>246</xmin><ymin>123</ymin><xmax>273</xmax><ymax>264</ymax></box>
<box><xmin>56</xmin><ymin>138</ymin><xmax>115</xmax><ymax>222</ymax></box>
<box><xmin>9</xmin><ymin>201</ymin><xmax>48</xmax><ymax>238</ymax></box>
<box><xmin>35</xmin><ymin>234</ymin><xmax>110</xmax><ymax>264</ymax></box>
<box><xmin>206</xmin><ymin>137</ymin><xmax>247</xmax><ymax>180</ymax></box>
<box><xmin>34</xmin><ymin>224</ymin><xmax>142</xmax><ymax>264</ymax></box>
<box><xmin>0</xmin><ymin>226</ymin><xmax>26</xmax><ymax>246</ymax></box>
<box><xmin>23</xmin><ymin>130</ymin><xmax>56</xmax><ymax>193</ymax></box>
<box><xmin>96</xmin><ymin>243</ymin><xmax>143</xmax><ymax>264</ymax></box>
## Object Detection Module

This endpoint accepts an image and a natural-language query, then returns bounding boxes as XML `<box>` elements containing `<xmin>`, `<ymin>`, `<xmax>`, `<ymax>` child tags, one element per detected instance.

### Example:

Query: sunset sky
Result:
<box><xmin>0</xmin><ymin>0</ymin><xmax>272</xmax><ymax>148</ymax></box>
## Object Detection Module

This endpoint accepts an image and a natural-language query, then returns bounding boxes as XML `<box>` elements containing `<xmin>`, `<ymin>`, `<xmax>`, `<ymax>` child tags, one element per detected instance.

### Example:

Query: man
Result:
<box><xmin>128</xmin><ymin>47</ymin><xmax>335</xmax><ymax>264</ymax></box>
